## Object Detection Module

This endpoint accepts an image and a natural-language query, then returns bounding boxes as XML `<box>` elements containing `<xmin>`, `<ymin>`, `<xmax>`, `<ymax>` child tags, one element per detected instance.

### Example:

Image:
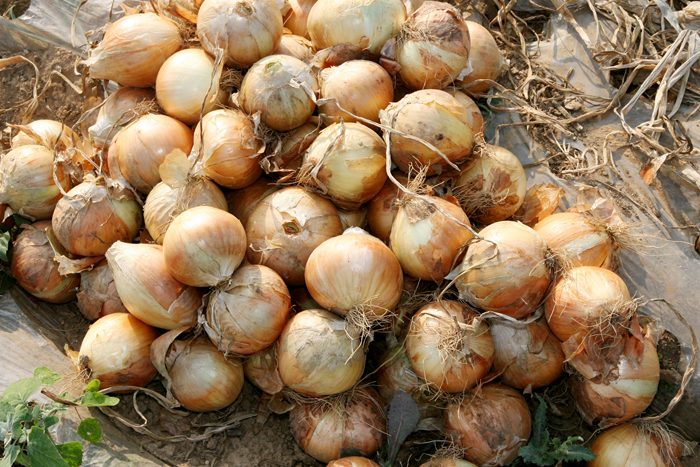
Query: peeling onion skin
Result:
<box><xmin>327</xmin><ymin>457</ymin><xmax>381</xmax><ymax>467</ymax></box>
<box><xmin>284</xmin><ymin>0</ymin><xmax>317</xmax><ymax>37</ymax></box>
<box><xmin>456</xmin><ymin>221</ymin><xmax>551</xmax><ymax>318</ymax></box>
<box><xmin>418</xmin><ymin>460</ymin><xmax>478</xmax><ymax>467</ymax></box>
<box><xmin>455</xmin><ymin>21</ymin><xmax>504</xmax><ymax>93</ymax></box>
<box><xmin>12</xmin><ymin>119</ymin><xmax>77</xmax><ymax>151</ymax></box>
<box><xmin>243</xmin><ymin>344</ymin><xmax>284</xmax><ymax>394</ymax></box>
<box><xmin>88</xmin><ymin>88</ymin><xmax>156</xmax><ymax>149</ymax></box>
<box><xmin>205</xmin><ymin>264</ymin><xmax>292</xmax><ymax>355</ymax></box>
<box><xmin>367</xmin><ymin>172</ymin><xmax>408</xmax><ymax>243</ymax></box>
<box><xmin>11</xmin><ymin>221</ymin><xmax>80</xmax><ymax>304</ymax></box>
<box><xmin>289</xmin><ymin>387</ymin><xmax>386</xmax><ymax>463</ymax></box>
<box><xmin>166</xmin><ymin>0</ymin><xmax>205</xmax><ymax>22</ymax></box>
<box><xmin>588</xmin><ymin>423</ymin><xmax>683</xmax><ymax>467</ymax></box>
<box><xmin>275</xmin><ymin>34</ymin><xmax>316</xmax><ymax>62</ymax></box>
<box><xmin>444</xmin><ymin>383</ymin><xmax>531</xmax><ymax>467</ymax></box>
<box><xmin>79</xmin><ymin>313</ymin><xmax>160</xmax><ymax>392</ymax></box>
<box><xmin>448</xmin><ymin>90</ymin><xmax>484</xmax><ymax>137</ymax></box>
<box><xmin>277</xmin><ymin>309</ymin><xmax>365</xmax><ymax>396</ymax></box>
<box><xmin>225</xmin><ymin>176</ymin><xmax>281</xmax><ymax>227</ymax></box>
<box><xmin>77</xmin><ymin>259</ymin><xmax>128</xmax><ymax>321</ymax></box>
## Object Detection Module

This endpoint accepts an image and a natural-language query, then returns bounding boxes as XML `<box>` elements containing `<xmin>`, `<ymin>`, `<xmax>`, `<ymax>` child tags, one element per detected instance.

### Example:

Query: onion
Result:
<box><xmin>197</xmin><ymin>0</ymin><xmax>283</xmax><ymax>67</ymax></box>
<box><xmin>395</xmin><ymin>2</ymin><xmax>470</xmax><ymax>90</ymax></box>
<box><xmin>406</xmin><ymin>300</ymin><xmax>494</xmax><ymax>393</ymax></box>
<box><xmin>383</xmin><ymin>89</ymin><xmax>475</xmax><ymax>175</ymax></box>
<box><xmin>289</xmin><ymin>386</ymin><xmax>386</xmax><ymax>462</ymax></box>
<box><xmin>455</xmin><ymin>22</ymin><xmax>504</xmax><ymax>93</ymax></box>
<box><xmin>194</xmin><ymin>109</ymin><xmax>264</xmax><ymax>189</ymax></box>
<box><xmin>105</xmin><ymin>242</ymin><xmax>204</xmax><ymax>330</ymax></box>
<box><xmin>489</xmin><ymin>314</ymin><xmax>564</xmax><ymax>390</ymax></box>
<box><xmin>307</xmin><ymin>0</ymin><xmax>405</xmax><ymax>54</ymax></box>
<box><xmin>447</xmin><ymin>90</ymin><xmax>484</xmax><ymax>137</ymax></box>
<box><xmin>238</xmin><ymin>55</ymin><xmax>318</xmax><ymax>132</ymax></box>
<box><xmin>0</xmin><ymin>145</ymin><xmax>72</xmax><ymax>220</ymax></box>
<box><xmin>155</xmin><ymin>48</ymin><xmax>223</xmax><ymax>126</ymax></box>
<box><xmin>108</xmin><ymin>114</ymin><xmax>194</xmax><ymax>194</ymax></box>
<box><xmin>284</xmin><ymin>0</ymin><xmax>316</xmax><ymax>37</ymax></box>
<box><xmin>52</xmin><ymin>175</ymin><xmax>143</xmax><ymax>256</ymax></box>
<box><xmin>275</xmin><ymin>34</ymin><xmax>316</xmax><ymax>62</ymax></box>
<box><xmin>78</xmin><ymin>313</ymin><xmax>160</xmax><ymax>391</ymax></box>
<box><xmin>305</xmin><ymin>229</ymin><xmax>403</xmax><ymax>317</ymax></box>
<box><xmin>444</xmin><ymin>382</ymin><xmax>531</xmax><ymax>466</ymax></box>
<box><xmin>245</xmin><ymin>186</ymin><xmax>343</xmax><ymax>286</ymax></box>
<box><xmin>318</xmin><ymin>60</ymin><xmax>393</xmax><ymax>124</ymax></box>
<box><xmin>390</xmin><ymin>195</ymin><xmax>472</xmax><ymax>282</ymax></box>
<box><xmin>454</xmin><ymin>144</ymin><xmax>527</xmax><ymax>225</ymax></box>
<box><xmin>85</xmin><ymin>13</ymin><xmax>183</xmax><ymax>88</ymax></box>
<box><xmin>277</xmin><ymin>309</ymin><xmax>365</xmax><ymax>396</ymax></box>
<box><xmin>243</xmin><ymin>344</ymin><xmax>284</xmax><ymax>394</ymax></box>
<box><xmin>205</xmin><ymin>264</ymin><xmax>291</xmax><ymax>354</ymax></box>
<box><xmin>456</xmin><ymin>221</ymin><xmax>551</xmax><ymax>318</ymax></box>
<box><xmin>300</xmin><ymin>123</ymin><xmax>387</xmax><ymax>210</ymax></box>
<box><xmin>367</xmin><ymin>172</ymin><xmax>408</xmax><ymax>243</ymax></box>
<box><xmin>327</xmin><ymin>458</ymin><xmax>381</xmax><ymax>467</ymax></box>
<box><xmin>225</xmin><ymin>176</ymin><xmax>280</xmax><ymax>227</ymax></box>
<box><xmin>419</xmin><ymin>460</ymin><xmax>477</xmax><ymax>467</ymax></box>
<box><xmin>88</xmin><ymin>87</ymin><xmax>156</xmax><ymax>149</ymax></box>
<box><xmin>338</xmin><ymin>206</ymin><xmax>368</xmax><ymax>230</ymax></box>
<box><xmin>512</xmin><ymin>183</ymin><xmax>565</xmax><ymax>227</ymax></box>
<box><xmin>261</xmin><ymin>118</ymin><xmax>321</xmax><ymax>178</ymax></box>
<box><xmin>11</xmin><ymin>119</ymin><xmax>77</xmax><ymax>150</ymax></box>
<box><xmin>588</xmin><ymin>423</ymin><xmax>686</xmax><ymax>467</ymax></box>
<box><xmin>10</xmin><ymin>221</ymin><xmax>80</xmax><ymax>303</ymax></box>
<box><xmin>165</xmin><ymin>0</ymin><xmax>205</xmax><ymax>22</ymax></box>
<box><xmin>77</xmin><ymin>259</ymin><xmax>127</xmax><ymax>320</ymax></box>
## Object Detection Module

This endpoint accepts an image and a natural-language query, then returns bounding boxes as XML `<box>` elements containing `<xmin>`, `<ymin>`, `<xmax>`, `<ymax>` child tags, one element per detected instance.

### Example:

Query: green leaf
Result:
<box><xmin>0</xmin><ymin>401</ymin><xmax>12</xmax><ymax>420</ymax></box>
<box><xmin>34</xmin><ymin>368</ymin><xmax>61</xmax><ymax>386</ymax></box>
<box><xmin>42</xmin><ymin>415</ymin><xmax>60</xmax><ymax>429</ymax></box>
<box><xmin>16</xmin><ymin>451</ymin><xmax>31</xmax><ymax>467</ymax></box>
<box><xmin>12</xmin><ymin>215</ymin><xmax>32</xmax><ymax>228</ymax></box>
<box><xmin>558</xmin><ymin>437</ymin><xmax>597</xmax><ymax>462</ymax></box>
<box><xmin>56</xmin><ymin>442</ymin><xmax>83</xmax><ymax>467</ymax></box>
<box><xmin>384</xmin><ymin>390</ymin><xmax>420</xmax><ymax>465</ymax></box>
<box><xmin>80</xmin><ymin>391</ymin><xmax>119</xmax><ymax>408</ymax></box>
<box><xmin>83</xmin><ymin>380</ymin><xmax>101</xmax><ymax>393</ymax></box>
<box><xmin>77</xmin><ymin>418</ymin><xmax>102</xmax><ymax>443</ymax></box>
<box><xmin>0</xmin><ymin>231</ymin><xmax>11</xmax><ymax>262</ymax></box>
<box><xmin>0</xmin><ymin>272</ymin><xmax>14</xmax><ymax>295</ymax></box>
<box><xmin>27</xmin><ymin>426</ymin><xmax>70</xmax><ymax>467</ymax></box>
<box><xmin>530</xmin><ymin>394</ymin><xmax>549</xmax><ymax>450</ymax></box>
<box><xmin>1</xmin><ymin>377</ymin><xmax>41</xmax><ymax>405</ymax></box>
<box><xmin>0</xmin><ymin>444</ymin><xmax>20</xmax><ymax>467</ymax></box>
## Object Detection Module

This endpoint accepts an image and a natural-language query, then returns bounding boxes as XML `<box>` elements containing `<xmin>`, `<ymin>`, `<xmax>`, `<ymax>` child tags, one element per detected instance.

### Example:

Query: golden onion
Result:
<box><xmin>455</xmin><ymin>21</ymin><xmax>504</xmax><ymax>93</ymax></box>
<box><xmin>11</xmin><ymin>119</ymin><xmax>77</xmax><ymax>151</ymax></box>
<box><xmin>275</xmin><ymin>34</ymin><xmax>316</xmax><ymax>62</ymax></box>
<box><xmin>327</xmin><ymin>458</ymin><xmax>381</xmax><ymax>467</ymax></box>
<box><xmin>225</xmin><ymin>176</ymin><xmax>280</xmax><ymax>227</ymax></box>
<box><xmin>283</xmin><ymin>0</ymin><xmax>317</xmax><ymax>37</ymax></box>
<box><xmin>77</xmin><ymin>259</ymin><xmax>127</xmax><ymax>321</ymax></box>
<box><xmin>165</xmin><ymin>0</ymin><xmax>205</xmax><ymax>22</ymax></box>
<box><xmin>243</xmin><ymin>344</ymin><xmax>284</xmax><ymax>394</ymax></box>
<box><xmin>367</xmin><ymin>172</ymin><xmax>408</xmax><ymax>243</ymax></box>
<box><xmin>588</xmin><ymin>423</ymin><xmax>686</xmax><ymax>467</ymax></box>
<box><xmin>88</xmin><ymin>87</ymin><xmax>156</xmax><ymax>149</ymax></box>
<box><xmin>447</xmin><ymin>89</ymin><xmax>485</xmax><ymax>137</ymax></box>
<box><xmin>337</xmin><ymin>205</ymin><xmax>368</xmax><ymax>230</ymax></box>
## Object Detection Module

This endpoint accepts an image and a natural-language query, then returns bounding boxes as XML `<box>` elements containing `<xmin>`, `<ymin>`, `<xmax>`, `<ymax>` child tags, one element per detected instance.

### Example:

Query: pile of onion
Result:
<box><xmin>88</xmin><ymin>87</ymin><xmax>156</xmax><ymax>149</ymax></box>
<box><xmin>367</xmin><ymin>172</ymin><xmax>408</xmax><ymax>243</ymax></box>
<box><xmin>588</xmin><ymin>422</ymin><xmax>687</xmax><ymax>467</ymax></box>
<box><xmin>225</xmin><ymin>176</ymin><xmax>280</xmax><ymax>226</ymax></box>
<box><xmin>455</xmin><ymin>21</ymin><xmax>504</xmax><ymax>93</ymax></box>
<box><xmin>77</xmin><ymin>259</ymin><xmax>126</xmax><ymax>320</ymax></box>
<box><xmin>243</xmin><ymin>344</ymin><xmax>284</xmax><ymax>394</ymax></box>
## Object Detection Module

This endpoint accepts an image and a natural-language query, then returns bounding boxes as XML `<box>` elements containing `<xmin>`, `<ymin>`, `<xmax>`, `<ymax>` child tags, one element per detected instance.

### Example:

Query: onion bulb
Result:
<box><xmin>245</xmin><ymin>186</ymin><xmax>343</xmax><ymax>286</ymax></box>
<box><xmin>383</xmin><ymin>90</ymin><xmax>475</xmax><ymax>175</ymax></box>
<box><xmin>262</xmin><ymin>118</ymin><xmax>321</xmax><ymax>179</ymax></box>
<box><xmin>290</xmin><ymin>386</ymin><xmax>386</xmax><ymax>462</ymax></box>
<box><xmin>447</xmin><ymin>90</ymin><xmax>485</xmax><ymax>137</ymax></box>
<box><xmin>406</xmin><ymin>300</ymin><xmax>493</xmax><ymax>393</ymax></box>
<box><xmin>419</xmin><ymin>460</ymin><xmax>477</xmax><ymax>467</ymax></box>
<box><xmin>300</xmin><ymin>123</ymin><xmax>387</xmax><ymax>210</ymax></box>
<box><xmin>11</xmin><ymin>119</ymin><xmax>76</xmax><ymax>151</ymax></box>
<box><xmin>205</xmin><ymin>264</ymin><xmax>291</xmax><ymax>354</ymax></box>
<box><xmin>456</xmin><ymin>221</ymin><xmax>551</xmax><ymax>318</ymax></box>
<box><xmin>512</xmin><ymin>183</ymin><xmax>565</xmax><ymax>227</ymax></box>
<box><xmin>11</xmin><ymin>221</ymin><xmax>80</xmax><ymax>303</ymax></box>
<box><xmin>395</xmin><ymin>2</ymin><xmax>470</xmax><ymax>90</ymax></box>
<box><xmin>163</xmin><ymin>206</ymin><xmax>246</xmax><ymax>287</ymax></box>
<box><xmin>390</xmin><ymin>195</ymin><xmax>472</xmax><ymax>282</ymax></box>
<box><xmin>85</xmin><ymin>13</ymin><xmax>183</xmax><ymax>88</ymax></box>
<box><xmin>77</xmin><ymin>259</ymin><xmax>127</xmax><ymax>320</ymax></box>
<box><xmin>455</xmin><ymin>21</ymin><xmax>504</xmax><ymax>93</ymax></box>
<box><xmin>88</xmin><ymin>87</ymin><xmax>156</xmax><ymax>149</ymax></box>
<box><xmin>197</xmin><ymin>0</ymin><xmax>283</xmax><ymax>68</ymax></box>
<box><xmin>588</xmin><ymin>423</ymin><xmax>687</xmax><ymax>467</ymax></box>
<box><xmin>367</xmin><ymin>172</ymin><xmax>408</xmax><ymax>243</ymax></box>
<box><xmin>225</xmin><ymin>176</ymin><xmax>280</xmax><ymax>227</ymax></box>
<box><xmin>155</xmin><ymin>48</ymin><xmax>223</xmax><ymax>125</ymax></box>
<box><xmin>338</xmin><ymin>206</ymin><xmax>368</xmax><ymax>230</ymax></box>
<box><xmin>238</xmin><ymin>55</ymin><xmax>318</xmax><ymax>132</ymax></box>
<box><xmin>78</xmin><ymin>313</ymin><xmax>160</xmax><ymax>391</ymax></box>
<box><xmin>105</xmin><ymin>242</ymin><xmax>203</xmax><ymax>330</ymax></box>
<box><xmin>243</xmin><ymin>345</ymin><xmax>284</xmax><ymax>394</ymax></box>
<box><xmin>444</xmin><ymin>383</ymin><xmax>531</xmax><ymax>466</ymax></box>
<box><xmin>318</xmin><ymin>60</ymin><xmax>393</xmax><ymax>124</ymax></box>
<box><xmin>454</xmin><ymin>144</ymin><xmax>527</xmax><ymax>225</ymax></box>
<box><xmin>0</xmin><ymin>145</ymin><xmax>72</xmax><ymax>220</ymax></box>
<box><xmin>277</xmin><ymin>309</ymin><xmax>365</xmax><ymax>396</ymax></box>
<box><xmin>165</xmin><ymin>0</ymin><xmax>205</xmax><ymax>22</ymax></box>
<box><xmin>283</xmin><ymin>0</ymin><xmax>316</xmax><ymax>37</ymax></box>
<box><xmin>327</xmin><ymin>458</ymin><xmax>381</xmax><ymax>467</ymax></box>
<box><xmin>52</xmin><ymin>175</ymin><xmax>143</xmax><ymax>257</ymax></box>
<box><xmin>307</xmin><ymin>0</ymin><xmax>405</xmax><ymax>54</ymax></box>
<box><xmin>305</xmin><ymin>229</ymin><xmax>403</xmax><ymax>317</ymax></box>
<box><xmin>275</xmin><ymin>34</ymin><xmax>316</xmax><ymax>62</ymax></box>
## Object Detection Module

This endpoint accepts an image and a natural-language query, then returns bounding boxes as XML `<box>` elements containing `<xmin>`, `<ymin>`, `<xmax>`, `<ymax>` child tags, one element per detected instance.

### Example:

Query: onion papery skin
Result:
<box><xmin>144</xmin><ymin>178</ymin><xmax>228</xmax><ymax>244</ymax></box>
<box><xmin>390</xmin><ymin>195</ymin><xmax>472</xmax><ymax>282</ymax></box>
<box><xmin>206</xmin><ymin>264</ymin><xmax>291</xmax><ymax>355</ymax></box>
<box><xmin>305</xmin><ymin>230</ymin><xmax>403</xmax><ymax>316</ymax></box>
<box><xmin>301</xmin><ymin>123</ymin><xmax>387</xmax><ymax>210</ymax></box>
<box><xmin>490</xmin><ymin>315</ymin><xmax>564</xmax><ymax>390</ymax></box>
<box><xmin>166</xmin><ymin>0</ymin><xmax>205</xmax><ymax>22</ymax></box>
<box><xmin>456</xmin><ymin>221</ymin><xmax>551</xmax><ymax>318</ymax></box>
<box><xmin>284</xmin><ymin>0</ymin><xmax>316</xmax><ymax>37</ymax></box>
<box><xmin>77</xmin><ymin>259</ymin><xmax>127</xmax><ymax>320</ymax></box>
<box><xmin>307</xmin><ymin>0</ymin><xmax>405</xmax><ymax>55</ymax></box>
<box><xmin>327</xmin><ymin>457</ymin><xmax>381</xmax><ymax>467</ymax></box>
<box><xmin>79</xmin><ymin>313</ymin><xmax>160</xmax><ymax>391</ymax></box>
<box><xmin>318</xmin><ymin>60</ymin><xmax>393</xmax><ymax>124</ymax></box>
<box><xmin>385</xmin><ymin>90</ymin><xmax>475</xmax><ymax>176</ymax></box>
<box><xmin>197</xmin><ymin>0</ymin><xmax>283</xmax><ymax>68</ymax></box>
<box><xmin>406</xmin><ymin>300</ymin><xmax>494</xmax><ymax>393</ymax></box>
<box><xmin>419</xmin><ymin>460</ymin><xmax>478</xmax><ymax>467</ymax></box>
<box><xmin>155</xmin><ymin>48</ymin><xmax>222</xmax><ymax>126</ymax></box>
<box><xmin>11</xmin><ymin>221</ymin><xmax>80</xmax><ymax>303</ymax></box>
<box><xmin>534</xmin><ymin>212</ymin><xmax>615</xmax><ymax>269</ymax></box>
<box><xmin>109</xmin><ymin>114</ymin><xmax>194</xmax><ymax>194</ymax></box>
<box><xmin>277</xmin><ymin>309</ymin><xmax>365</xmax><ymax>396</ymax></box>
<box><xmin>243</xmin><ymin>344</ymin><xmax>284</xmax><ymax>394</ymax></box>
<box><xmin>588</xmin><ymin>423</ymin><xmax>683</xmax><ymax>467</ymax></box>
<box><xmin>367</xmin><ymin>172</ymin><xmax>408</xmax><ymax>243</ymax></box>
<box><xmin>289</xmin><ymin>387</ymin><xmax>386</xmax><ymax>462</ymax></box>
<box><xmin>0</xmin><ymin>145</ymin><xmax>72</xmax><ymax>220</ymax></box>
<box><xmin>85</xmin><ymin>13</ymin><xmax>183</xmax><ymax>88</ymax></box>
<box><xmin>265</xmin><ymin>119</ymin><xmax>322</xmax><ymax>177</ymax></box>
<box><xmin>448</xmin><ymin>90</ymin><xmax>484</xmax><ymax>137</ymax></box>
<box><xmin>444</xmin><ymin>383</ymin><xmax>531</xmax><ymax>466</ymax></box>
<box><xmin>239</xmin><ymin>55</ymin><xmax>318</xmax><ymax>132</ymax></box>
<box><xmin>166</xmin><ymin>335</ymin><xmax>244</xmax><ymax>412</ymax></box>
<box><xmin>245</xmin><ymin>186</ymin><xmax>343</xmax><ymax>286</ymax></box>
<box><xmin>455</xmin><ymin>21</ymin><xmax>503</xmax><ymax>93</ymax></box>
<box><xmin>12</xmin><ymin>119</ymin><xmax>76</xmax><ymax>151</ymax></box>
<box><xmin>105</xmin><ymin>242</ymin><xmax>203</xmax><ymax>330</ymax></box>
<box><xmin>454</xmin><ymin>144</ymin><xmax>527</xmax><ymax>225</ymax></box>
<box><xmin>88</xmin><ymin>88</ymin><xmax>156</xmax><ymax>149</ymax></box>
<box><xmin>52</xmin><ymin>176</ymin><xmax>143</xmax><ymax>257</ymax></box>
<box><xmin>275</xmin><ymin>34</ymin><xmax>316</xmax><ymax>62</ymax></box>
<box><xmin>195</xmin><ymin>109</ymin><xmax>263</xmax><ymax>189</ymax></box>
<box><xmin>338</xmin><ymin>206</ymin><xmax>368</xmax><ymax>230</ymax></box>
<box><xmin>163</xmin><ymin>206</ymin><xmax>246</xmax><ymax>287</ymax></box>
<box><xmin>396</xmin><ymin>2</ymin><xmax>470</xmax><ymax>90</ymax></box>
<box><xmin>225</xmin><ymin>176</ymin><xmax>280</xmax><ymax>227</ymax></box>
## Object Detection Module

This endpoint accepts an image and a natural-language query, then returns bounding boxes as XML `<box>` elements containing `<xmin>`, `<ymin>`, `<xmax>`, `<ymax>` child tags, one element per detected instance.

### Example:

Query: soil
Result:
<box><xmin>0</xmin><ymin>0</ymin><xmax>30</xmax><ymax>18</ymax></box>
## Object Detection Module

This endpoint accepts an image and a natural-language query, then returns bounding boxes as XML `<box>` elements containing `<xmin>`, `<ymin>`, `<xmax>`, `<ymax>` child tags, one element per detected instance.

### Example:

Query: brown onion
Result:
<box><xmin>588</xmin><ymin>423</ymin><xmax>686</xmax><ymax>467</ymax></box>
<box><xmin>367</xmin><ymin>172</ymin><xmax>408</xmax><ymax>243</ymax></box>
<box><xmin>512</xmin><ymin>183</ymin><xmax>565</xmax><ymax>227</ymax></box>
<box><xmin>455</xmin><ymin>21</ymin><xmax>504</xmax><ymax>93</ymax></box>
<box><xmin>225</xmin><ymin>176</ymin><xmax>280</xmax><ymax>226</ymax></box>
<box><xmin>284</xmin><ymin>0</ymin><xmax>317</xmax><ymax>37</ymax></box>
<box><xmin>275</xmin><ymin>34</ymin><xmax>316</xmax><ymax>62</ymax></box>
<box><xmin>419</xmin><ymin>460</ymin><xmax>478</xmax><ymax>467</ymax></box>
<box><xmin>243</xmin><ymin>344</ymin><xmax>284</xmax><ymax>394</ymax></box>
<box><xmin>88</xmin><ymin>87</ymin><xmax>156</xmax><ymax>149</ymax></box>
<box><xmin>327</xmin><ymin>458</ymin><xmax>381</xmax><ymax>467</ymax></box>
<box><xmin>338</xmin><ymin>206</ymin><xmax>368</xmax><ymax>230</ymax></box>
<box><xmin>77</xmin><ymin>259</ymin><xmax>127</xmax><ymax>320</ymax></box>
